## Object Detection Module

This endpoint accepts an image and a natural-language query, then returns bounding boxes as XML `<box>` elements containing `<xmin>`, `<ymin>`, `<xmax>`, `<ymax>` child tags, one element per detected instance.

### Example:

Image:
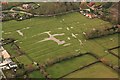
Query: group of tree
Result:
<box><xmin>2</xmin><ymin>12</ymin><xmax>33</xmax><ymax>21</ymax></box>
<box><xmin>2</xmin><ymin>2</ymin><xmax>24</xmax><ymax>10</ymax></box>
<box><xmin>14</xmin><ymin>63</ymin><xmax>39</xmax><ymax>78</ymax></box>
<box><xmin>44</xmin><ymin>53</ymin><xmax>88</xmax><ymax>67</ymax></box>
<box><xmin>99</xmin><ymin>2</ymin><xmax>118</xmax><ymax>24</ymax></box>
<box><xmin>84</xmin><ymin>25</ymin><xmax>120</xmax><ymax>39</ymax></box>
<box><xmin>2</xmin><ymin>13</ymin><xmax>14</xmax><ymax>21</ymax></box>
<box><xmin>28</xmin><ymin>2</ymin><xmax>80</xmax><ymax>15</ymax></box>
<box><xmin>39</xmin><ymin>64</ymin><xmax>50</xmax><ymax>79</ymax></box>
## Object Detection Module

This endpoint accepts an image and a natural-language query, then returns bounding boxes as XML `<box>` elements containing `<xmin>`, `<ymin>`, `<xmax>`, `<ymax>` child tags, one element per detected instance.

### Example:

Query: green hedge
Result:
<box><xmin>84</xmin><ymin>25</ymin><xmax>120</xmax><ymax>39</ymax></box>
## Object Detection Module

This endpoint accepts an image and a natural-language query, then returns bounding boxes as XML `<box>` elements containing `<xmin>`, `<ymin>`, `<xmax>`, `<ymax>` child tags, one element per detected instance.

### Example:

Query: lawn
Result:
<box><xmin>103</xmin><ymin>54</ymin><xmax>118</xmax><ymax>66</ymax></box>
<box><xmin>111</xmin><ymin>48</ymin><xmax>119</xmax><ymax>56</ymax></box>
<box><xmin>28</xmin><ymin>71</ymin><xmax>44</xmax><ymax>78</ymax></box>
<box><xmin>2</xmin><ymin>12</ymin><xmax>118</xmax><ymax>78</ymax></box>
<box><xmin>16</xmin><ymin>55</ymin><xmax>32</xmax><ymax>65</ymax></box>
<box><xmin>64</xmin><ymin>63</ymin><xmax>118</xmax><ymax>78</ymax></box>
<box><xmin>47</xmin><ymin>54</ymin><xmax>97</xmax><ymax>78</ymax></box>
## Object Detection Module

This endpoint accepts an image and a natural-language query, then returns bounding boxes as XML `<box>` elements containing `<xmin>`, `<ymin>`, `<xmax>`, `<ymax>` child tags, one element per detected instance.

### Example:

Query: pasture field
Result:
<box><xmin>2</xmin><ymin>12</ymin><xmax>119</xmax><ymax>78</ymax></box>
<box><xmin>64</xmin><ymin>63</ymin><xmax>118</xmax><ymax>78</ymax></box>
<box><xmin>46</xmin><ymin>54</ymin><xmax>97</xmax><ymax>78</ymax></box>
<box><xmin>28</xmin><ymin>71</ymin><xmax>44</xmax><ymax>78</ymax></box>
<box><xmin>111</xmin><ymin>48</ymin><xmax>119</xmax><ymax>56</ymax></box>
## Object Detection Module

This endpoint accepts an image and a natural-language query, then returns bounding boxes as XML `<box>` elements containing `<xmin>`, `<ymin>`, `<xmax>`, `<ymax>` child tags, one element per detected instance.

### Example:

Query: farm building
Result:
<box><xmin>0</xmin><ymin>47</ymin><xmax>17</xmax><ymax>70</ymax></box>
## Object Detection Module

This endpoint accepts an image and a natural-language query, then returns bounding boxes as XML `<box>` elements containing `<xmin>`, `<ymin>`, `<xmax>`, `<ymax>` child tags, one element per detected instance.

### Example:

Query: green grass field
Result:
<box><xmin>64</xmin><ymin>63</ymin><xmax>118</xmax><ymax>78</ymax></box>
<box><xmin>47</xmin><ymin>54</ymin><xmax>97</xmax><ymax>78</ymax></box>
<box><xmin>28</xmin><ymin>71</ymin><xmax>44</xmax><ymax>78</ymax></box>
<box><xmin>111</xmin><ymin>48</ymin><xmax>119</xmax><ymax>56</ymax></box>
<box><xmin>2</xmin><ymin>12</ymin><xmax>118</xmax><ymax>78</ymax></box>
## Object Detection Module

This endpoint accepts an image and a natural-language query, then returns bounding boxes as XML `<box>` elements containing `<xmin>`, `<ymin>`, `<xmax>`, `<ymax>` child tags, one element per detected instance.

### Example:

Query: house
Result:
<box><xmin>0</xmin><ymin>65</ymin><xmax>10</xmax><ymax>70</ymax></box>
<box><xmin>22</xmin><ymin>4</ymin><xmax>31</xmax><ymax>9</ymax></box>
<box><xmin>2</xmin><ymin>50</ymin><xmax>10</xmax><ymax>59</ymax></box>
<box><xmin>0</xmin><ymin>2</ymin><xmax>8</xmax><ymax>5</ymax></box>
<box><xmin>86</xmin><ymin>14</ymin><xmax>92</xmax><ymax>19</ymax></box>
<box><xmin>8</xmin><ymin>62</ymin><xmax>17</xmax><ymax>68</ymax></box>
<box><xmin>87</xmin><ymin>2</ymin><xmax>96</xmax><ymax>10</ymax></box>
<box><xmin>88</xmin><ymin>2</ymin><xmax>95</xmax><ymax>7</ymax></box>
<box><xmin>80</xmin><ymin>2</ymin><xmax>89</xmax><ymax>10</ymax></box>
<box><xmin>10</xmin><ymin>13</ymin><xmax>17</xmax><ymax>18</ymax></box>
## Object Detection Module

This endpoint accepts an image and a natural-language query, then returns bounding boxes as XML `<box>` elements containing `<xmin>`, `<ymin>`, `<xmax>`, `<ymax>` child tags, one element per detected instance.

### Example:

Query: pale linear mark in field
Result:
<box><xmin>71</xmin><ymin>27</ymin><xmax>73</xmax><ymax>29</ymax></box>
<box><xmin>68</xmin><ymin>37</ymin><xmax>71</xmax><ymax>40</ymax></box>
<box><xmin>31</xmin><ymin>32</ymin><xmax>46</xmax><ymax>38</ymax></box>
<box><xmin>14</xmin><ymin>40</ymin><xmax>19</xmax><ymax>43</ymax></box>
<box><xmin>16</xmin><ymin>30</ymin><xmax>24</xmax><ymax>36</ymax></box>
<box><xmin>58</xmin><ymin>27</ymin><xmax>63</xmax><ymax>30</ymax></box>
<box><xmin>18</xmin><ymin>31</ymin><xmax>65</xmax><ymax>49</ymax></box>
<box><xmin>4</xmin><ymin>32</ymin><xmax>11</xmax><ymax>34</ymax></box>
<box><xmin>63</xmin><ymin>43</ymin><xmax>71</xmax><ymax>47</ymax></box>
<box><xmin>37</xmin><ymin>31</ymin><xmax>65</xmax><ymax>45</ymax></box>
<box><xmin>18</xmin><ymin>31</ymin><xmax>51</xmax><ymax>48</ymax></box>
<box><xmin>71</xmin><ymin>32</ymin><xmax>83</xmax><ymax>45</ymax></box>
<box><xmin>78</xmin><ymin>39</ymin><xmax>83</xmax><ymax>45</ymax></box>
<box><xmin>4</xmin><ymin>27</ymin><xmax>30</xmax><ymax>37</ymax></box>
<box><xmin>71</xmin><ymin>33</ymin><xmax>77</xmax><ymax>38</ymax></box>
<box><xmin>75</xmin><ymin>49</ymin><xmax>80</xmax><ymax>52</ymax></box>
<box><xmin>21</xmin><ymin>27</ymin><xmax>30</xmax><ymax>31</ymax></box>
<box><xmin>83</xmin><ymin>23</ymin><xmax>86</xmax><ymax>26</ymax></box>
<box><xmin>77</xmin><ymin>22</ymin><xmax>80</xmax><ymax>24</ymax></box>
<box><xmin>60</xmin><ymin>21</ymin><xmax>62</xmax><ymax>23</ymax></box>
<box><xmin>67</xmin><ymin>27</ymin><xmax>70</xmax><ymax>31</ymax></box>
<box><xmin>2</xmin><ymin>31</ymin><xmax>4</xmax><ymax>33</ymax></box>
<box><xmin>19</xmin><ymin>42</ymin><xmax>23</xmax><ymax>43</ymax></box>
<box><xmin>75</xmin><ymin>34</ymin><xmax>78</xmax><ymax>36</ymax></box>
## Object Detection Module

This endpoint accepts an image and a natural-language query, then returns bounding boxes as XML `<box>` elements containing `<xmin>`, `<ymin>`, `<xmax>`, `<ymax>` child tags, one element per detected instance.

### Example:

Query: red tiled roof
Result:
<box><xmin>88</xmin><ymin>2</ymin><xmax>95</xmax><ymax>7</ymax></box>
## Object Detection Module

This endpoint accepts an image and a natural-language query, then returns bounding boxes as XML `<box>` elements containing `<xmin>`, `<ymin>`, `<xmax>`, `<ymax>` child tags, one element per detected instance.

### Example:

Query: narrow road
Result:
<box><xmin>0</xmin><ymin>69</ymin><xmax>6</xmax><ymax>79</ymax></box>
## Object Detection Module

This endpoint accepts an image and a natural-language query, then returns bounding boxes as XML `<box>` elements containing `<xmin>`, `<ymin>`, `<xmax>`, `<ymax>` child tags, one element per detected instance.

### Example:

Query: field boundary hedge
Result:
<box><xmin>57</xmin><ymin>61</ymin><xmax>101</xmax><ymax>79</ymax></box>
<box><xmin>34</xmin><ymin>9</ymin><xmax>80</xmax><ymax>17</ymax></box>
<box><xmin>2</xmin><ymin>38</ymin><xmax>120</xmax><ymax>79</ymax></box>
<box><xmin>84</xmin><ymin>25</ymin><xmax>120</xmax><ymax>39</ymax></box>
<box><xmin>107</xmin><ymin>46</ymin><xmax>120</xmax><ymax>59</ymax></box>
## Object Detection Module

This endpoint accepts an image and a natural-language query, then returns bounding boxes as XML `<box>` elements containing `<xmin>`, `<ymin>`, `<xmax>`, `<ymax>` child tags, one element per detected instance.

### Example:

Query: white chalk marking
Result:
<box><xmin>72</xmin><ymin>33</ymin><xmax>77</xmax><ymax>38</ymax></box>
<box><xmin>78</xmin><ymin>39</ymin><xmax>83</xmax><ymax>45</ymax></box>
<box><xmin>58</xmin><ymin>27</ymin><xmax>62</xmax><ymax>29</ymax></box>
<box><xmin>16</xmin><ymin>30</ymin><xmax>24</xmax><ymax>36</ymax></box>
<box><xmin>67</xmin><ymin>27</ymin><xmax>70</xmax><ymax>30</ymax></box>
<box><xmin>37</xmin><ymin>31</ymin><xmax>65</xmax><ymax>45</ymax></box>
<box><xmin>75</xmin><ymin>34</ymin><xmax>78</xmax><ymax>36</ymax></box>
<box><xmin>63</xmin><ymin>43</ymin><xmax>71</xmax><ymax>46</ymax></box>
<box><xmin>68</xmin><ymin>37</ymin><xmax>70</xmax><ymax>40</ymax></box>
